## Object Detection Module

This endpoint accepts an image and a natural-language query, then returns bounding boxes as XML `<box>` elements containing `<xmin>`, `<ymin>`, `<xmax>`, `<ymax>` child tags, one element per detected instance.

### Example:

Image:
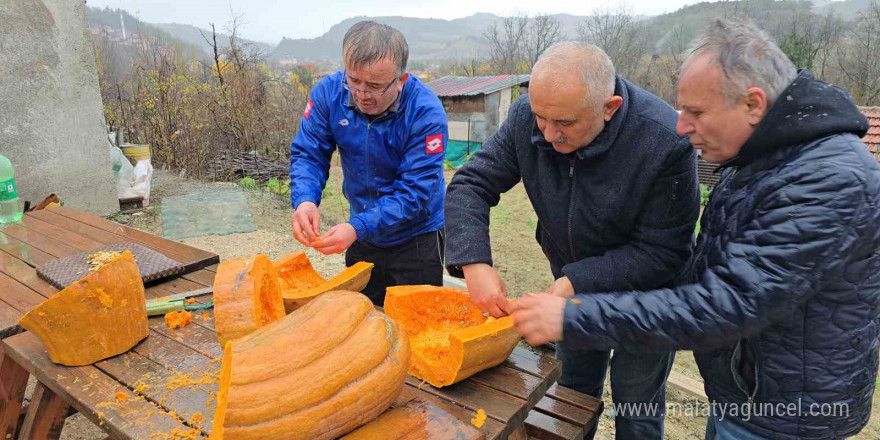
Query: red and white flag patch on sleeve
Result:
<box><xmin>303</xmin><ymin>100</ymin><xmax>314</xmax><ymax>119</ymax></box>
<box><xmin>425</xmin><ymin>134</ymin><xmax>443</xmax><ymax>154</ymax></box>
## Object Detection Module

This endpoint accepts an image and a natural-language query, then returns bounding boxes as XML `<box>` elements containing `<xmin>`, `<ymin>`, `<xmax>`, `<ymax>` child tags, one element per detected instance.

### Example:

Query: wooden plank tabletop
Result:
<box><xmin>0</xmin><ymin>207</ymin><xmax>564</xmax><ymax>439</ymax></box>
<box><xmin>1</xmin><ymin>267</ymin><xmax>561</xmax><ymax>440</ymax></box>
<box><xmin>0</xmin><ymin>207</ymin><xmax>220</xmax><ymax>337</ymax></box>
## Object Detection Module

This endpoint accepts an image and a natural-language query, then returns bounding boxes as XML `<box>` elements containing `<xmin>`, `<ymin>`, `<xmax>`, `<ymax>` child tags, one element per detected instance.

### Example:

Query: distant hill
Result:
<box><xmin>89</xmin><ymin>0</ymin><xmax>878</xmax><ymax>65</ymax></box>
<box><xmin>815</xmin><ymin>0</ymin><xmax>877</xmax><ymax>19</ymax></box>
<box><xmin>86</xmin><ymin>7</ymin><xmax>269</xmax><ymax>57</ymax></box>
<box><xmin>152</xmin><ymin>23</ymin><xmax>273</xmax><ymax>55</ymax></box>
<box><xmin>86</xmin><ymin>7</ymin><xmax>194</xmax><ymax>49</ymax></box>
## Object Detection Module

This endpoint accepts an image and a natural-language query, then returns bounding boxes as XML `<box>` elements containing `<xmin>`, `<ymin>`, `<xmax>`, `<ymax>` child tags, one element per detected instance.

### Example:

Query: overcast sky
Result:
<box><xmin>85</xmin><ymin>0</ymin><xmax>714</xmax><ymax>44</ymax></box>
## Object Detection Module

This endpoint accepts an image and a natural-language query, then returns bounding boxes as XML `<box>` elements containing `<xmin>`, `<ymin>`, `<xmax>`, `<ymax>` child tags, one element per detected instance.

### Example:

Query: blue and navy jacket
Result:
<box><xmin>290</xmin><ymin>72</ymin><xmax>447</xmax><ymax>248</ymax></box>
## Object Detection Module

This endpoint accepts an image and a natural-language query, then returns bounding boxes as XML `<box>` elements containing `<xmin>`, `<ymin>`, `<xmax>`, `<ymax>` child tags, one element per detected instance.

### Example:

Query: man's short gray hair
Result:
<box><xmin>342</xmin><ymin>21</ymin><xmax>409</xmax><ymax>75</ymax></box>
<box><xmin>682</xmin><ymin>18</ymin><xmax>796</xmax><ymax>108</ymax></box>
<box><xmin>534</xmin><ymin>42</ymin><xmax>616</xmax><ymax>109</ymax></box>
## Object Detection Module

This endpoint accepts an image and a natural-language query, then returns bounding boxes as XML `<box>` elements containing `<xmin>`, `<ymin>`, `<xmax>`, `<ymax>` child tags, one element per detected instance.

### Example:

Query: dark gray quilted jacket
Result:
<box><xmin>562</xmin><ymin>70</ymin><xmax>879</xmax><ymax>439</ymax></box>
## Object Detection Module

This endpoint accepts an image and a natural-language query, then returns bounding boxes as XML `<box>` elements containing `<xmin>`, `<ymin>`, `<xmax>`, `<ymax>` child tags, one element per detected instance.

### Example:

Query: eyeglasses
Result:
<box><xmin>342</xmin><ymin>73</ymin><xmax>398</xmax><ymax>98</ymax></box>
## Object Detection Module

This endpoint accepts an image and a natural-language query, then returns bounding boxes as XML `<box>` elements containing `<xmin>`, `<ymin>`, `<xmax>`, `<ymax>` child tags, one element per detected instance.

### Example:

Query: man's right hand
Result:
<box><xmin>462</xmin><ymin>263</ymin><xmax>512</xmax><ymax>318</ymax></box>
<box><xmin>291</xmin><ymin>201</ymin><xmax>321</xmax><ymax>247</ymax></box>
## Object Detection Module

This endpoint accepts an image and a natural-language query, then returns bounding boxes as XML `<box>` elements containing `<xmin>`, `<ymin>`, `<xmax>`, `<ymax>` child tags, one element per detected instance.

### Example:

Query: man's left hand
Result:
<box><xmin>547</xmin><ymin>276</ymin><xmax>575</xmax><ymax>297</ymax></box>
<box><xmin>310</xmin><ymin>223</ymin><xmax>358</xmax><ymax>255</ymax></box>
<box><xmin>510</xmin><ymin>293</ymin><xmax>566</xmax><ymax>346</ymax></box>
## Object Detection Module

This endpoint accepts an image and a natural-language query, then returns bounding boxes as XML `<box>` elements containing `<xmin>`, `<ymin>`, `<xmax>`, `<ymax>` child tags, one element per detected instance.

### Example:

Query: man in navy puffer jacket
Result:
<box><xmin>512</xmin><ymin>19</ymin><xmax>879</xmax><ymax>440</ymax></box>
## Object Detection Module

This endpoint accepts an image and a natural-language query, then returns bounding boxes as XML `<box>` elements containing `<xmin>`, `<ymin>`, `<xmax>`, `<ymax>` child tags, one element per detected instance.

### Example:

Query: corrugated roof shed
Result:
<box><xmin>428</xmin><ymin>75</ymin><xmax>531</xmax><ymax>97</ymax></box>
<box><xmin>860</xmin><ymin>106</ymin><xmax>880</xmax><ymax>157</ymax></box>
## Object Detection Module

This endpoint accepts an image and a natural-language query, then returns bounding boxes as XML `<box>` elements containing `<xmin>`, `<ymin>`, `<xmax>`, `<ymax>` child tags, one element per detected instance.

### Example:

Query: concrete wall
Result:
<box><xmin>498</xmin><ymin>86</ymin><xmax>512</xmax><ymax>124</ymax></box>
<box><xmin>0</xmin><ymin>0</ymin><xmax>117</xmax><ymax>215</ymax></box>
<box><xmin>447</xmin><ymin>113</ymin><xmax>487</xmax><ymax>143</ymax></box>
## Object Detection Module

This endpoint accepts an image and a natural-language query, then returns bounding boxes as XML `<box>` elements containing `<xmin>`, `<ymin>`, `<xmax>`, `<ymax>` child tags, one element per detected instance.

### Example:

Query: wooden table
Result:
<box><xmin>0</xmin><ymin>206</ymin><xmax>565</xmax><ymax>440</ymax></box>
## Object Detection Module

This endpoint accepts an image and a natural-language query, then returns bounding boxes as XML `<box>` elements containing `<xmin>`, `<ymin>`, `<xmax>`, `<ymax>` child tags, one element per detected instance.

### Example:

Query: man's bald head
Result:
<box><xmin>532</xmin><ymin>42</ymin><xmax>616</xmax><ymax>110</ymax></box>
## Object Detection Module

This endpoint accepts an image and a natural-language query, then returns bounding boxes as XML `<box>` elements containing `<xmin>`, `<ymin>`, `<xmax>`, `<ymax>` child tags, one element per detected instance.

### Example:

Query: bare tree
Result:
<box><xmin>484</xmin><ymin>13</ymin><xmax>529</xmax><ymax>74</ymax></box>
<box><xmin>838</xmin><ymin>1</ymin><xmax>880</xmax><ymax>105</ymax></box>
<box><xmin>813</xmin><ymin>12</ymin><xmax>844</xmax><ymax>81</ymax></box>
<box><xmin>524</xmin><ymin>14</ymin><xmax>564</xmax><ymax>69</ymax></box>
<box><xmin>577</xmin><ymin>6</ymin><xmax>648</xmax><ymax>78</ymax></box>
<box><xmin>458</xmin><ymin>53</ymin><xmax>482</xmax><ymax>77</ymax></box>
<box><xmin>200</xmin><ymin>23</ymin><xmax>225</xmax><ymax>86</ymax></box>
<box><xmin>777</xmin><ymin>8</ymin><xmax>843</xmax><ymax>73</ymax></box>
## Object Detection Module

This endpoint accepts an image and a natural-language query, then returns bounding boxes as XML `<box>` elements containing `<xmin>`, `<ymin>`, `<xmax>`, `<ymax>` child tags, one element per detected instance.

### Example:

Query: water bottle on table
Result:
<box><xmin>0</xmin><ymin>154</ymin><xmax>24</xmax><ymax>224</ymax></box>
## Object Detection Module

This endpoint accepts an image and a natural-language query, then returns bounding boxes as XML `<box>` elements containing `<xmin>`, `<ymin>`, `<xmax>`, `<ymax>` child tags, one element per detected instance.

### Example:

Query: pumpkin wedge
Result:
<box><xmin>384</xmin><ymin>285</ymin><xmax>520</xmax><ymax>387</ymax></box>
<box><xmin>341</xmin><ymin>397</ymin><xmax>485</xmax><ymax>440</ymax></box>
<box><xmin>211</xmin><ymin>290</ymin><xmax>410</xmax><ymax>440</ymax></box>
<box><xmin>272</xmin><ymin>252</ymin><xmax>373</xmax><ymax>312</ymax></box>
<box><xmin>18</xmin><ymin>250</ymin><xmax>148</xmax><ymax>366</ymax></box>
<box><xmin>213</xmin><ymin>255</ymin><xmax>285</xmax><ymax>347</ymax></box>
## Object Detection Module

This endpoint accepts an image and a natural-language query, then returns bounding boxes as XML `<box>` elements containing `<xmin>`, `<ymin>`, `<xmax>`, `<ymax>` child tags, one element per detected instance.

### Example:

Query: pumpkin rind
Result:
<box><xmin>384</xmin><ymin>285</ymin><xmax>521</xmax><ymax>387</ymax></box>
<box><xmin>18</xmin><ymin>250</ymin><xmax>148</xmax><ymax>366</ymax></box>
<box><xmin>213</xmin><ymin>255</ymin><xmax>285</xmax><ymax>347</ymax></box>
<box><xmin>272</xmin><ymin>252</ymin><xmax>373</xmax><ymax>312</ymax></box>
<box><xmin>211</xmin><ymin>290</ymin><xmax>410</xmax><ymax>440</ymax></box>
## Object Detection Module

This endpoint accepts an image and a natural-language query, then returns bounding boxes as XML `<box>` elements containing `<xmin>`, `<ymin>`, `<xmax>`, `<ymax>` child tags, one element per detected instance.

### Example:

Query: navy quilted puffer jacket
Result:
<box><xmin>561</xmin><ymin>70</ymin><xmax>879</xmax><ymax>439</ymax></box>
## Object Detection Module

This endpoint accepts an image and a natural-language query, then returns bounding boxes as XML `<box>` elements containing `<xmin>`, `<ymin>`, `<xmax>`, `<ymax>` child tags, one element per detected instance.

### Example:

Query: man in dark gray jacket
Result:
<box><xmin>512</xmin><ymin>19</ymin><xmax>879</xmax><ymax>440</ymax></box>
<box><xmin>445</xmin><ymin>43</ymin><xmax>700</xmax><ymax>440</ymax></box>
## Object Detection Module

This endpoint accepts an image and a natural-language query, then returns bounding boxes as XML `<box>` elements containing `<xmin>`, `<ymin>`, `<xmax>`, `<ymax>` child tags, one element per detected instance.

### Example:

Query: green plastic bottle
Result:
<box><xmin>0</xmin><ymin>154</ymin><xmax>23</xmax><ymax>224</ymax></box>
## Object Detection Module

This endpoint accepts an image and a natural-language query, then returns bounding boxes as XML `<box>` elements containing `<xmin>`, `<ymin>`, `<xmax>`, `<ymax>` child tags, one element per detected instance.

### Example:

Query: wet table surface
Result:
<box><xmin>0</xmin><ymin>207</ymin><xmax>563</xmax><ymax>440</ymax></box>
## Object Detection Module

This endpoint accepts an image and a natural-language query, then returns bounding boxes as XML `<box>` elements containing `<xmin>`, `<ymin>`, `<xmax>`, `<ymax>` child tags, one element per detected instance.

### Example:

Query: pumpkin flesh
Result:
<box><xmin>385</xmin><ymin>285</ymin><xmax>520</xmax><ymax>387</ymax></box>
<box><xmin>212</xmin><ymin>290</ymin><xmax>409</xmax><ymax>440</ymax></box>
<box><xmin>18</xmin><ymin>250</ymin><xmax>148</xmax><ymax>366</ymax></box>
<box><xmin>213</xmin><ymin>255</ymin><xmax>285</xmax><ymax>347</ymax></box>
<box><xmin>272</xmin><ymin>252</ymin><xmax>373</xmax><ymax>312</ymax></box>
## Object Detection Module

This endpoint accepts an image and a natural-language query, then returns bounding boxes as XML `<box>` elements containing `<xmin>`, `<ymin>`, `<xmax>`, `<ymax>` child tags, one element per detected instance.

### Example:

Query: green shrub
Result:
<box><xmin>700</xmin><ymin>184</ymin><xmax>712</xmax><ymax>207</ymax></box>
<box><xmin>237</xmin><ymin>177</ymin><xmax>258</xmax><ymax>189</ymax></box>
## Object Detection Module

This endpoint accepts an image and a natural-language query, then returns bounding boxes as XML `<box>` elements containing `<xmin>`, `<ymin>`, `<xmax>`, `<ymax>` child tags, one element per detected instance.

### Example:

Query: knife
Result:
<box><xmin>146</xmin><ymin>287</ymin><xmax>214</xmax><ymax>317</ymax></box>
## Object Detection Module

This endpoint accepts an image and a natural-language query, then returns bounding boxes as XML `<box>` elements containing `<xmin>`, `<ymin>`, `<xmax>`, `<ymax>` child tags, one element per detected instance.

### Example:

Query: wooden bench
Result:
<box><xmin>522</xmin><ymin>383</ymin><xmax>603</xmax><ymax>440</ymax></box>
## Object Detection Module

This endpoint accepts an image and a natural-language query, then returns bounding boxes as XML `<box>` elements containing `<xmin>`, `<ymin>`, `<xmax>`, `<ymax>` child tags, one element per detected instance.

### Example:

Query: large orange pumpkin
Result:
<box><xmin>211</xmin><ymin>290</ymin><xmax>410</xmax><ymax>440</ymax></box>
<box><xmin>213</xmin><ymin>255</ymin><xmax>285</xmax><ymax>347</ymax></box>
<box><xmin>384</xmin><ymin>285</ymin><xmax>520</xmax><ymax>387</ymax></box>
<box><xmin>18</xmin><ymin>250</ymin><xmax>148</xmax><ymax>366</ymax></box>
<box><xmin>272</xmin><ymin>252</ymin><xmax>373</xmax><ymax>312</ymax></box>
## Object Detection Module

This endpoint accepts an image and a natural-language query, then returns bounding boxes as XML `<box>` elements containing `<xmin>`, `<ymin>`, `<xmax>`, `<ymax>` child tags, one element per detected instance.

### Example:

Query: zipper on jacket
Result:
<box><xmin>365</xmin><ymin>121</ymin><xmax>373</xmax><ymax>208</ymax></box>
<box><xmin>731</xmin><ymin>341</ymin><xmax>760</xmax><ymax>416</ymax></box>
<box><xmin>567</xmin><ymin>157</ymin><xmax>577</xmax><ymax>260</ymax></box>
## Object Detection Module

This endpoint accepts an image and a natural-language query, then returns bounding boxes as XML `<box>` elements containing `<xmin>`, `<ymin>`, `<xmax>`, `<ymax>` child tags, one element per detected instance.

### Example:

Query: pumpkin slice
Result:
<box><xmin>213</xmin><ymin>255</ymin><xmax>285</xmax><ymax>347</ymax></box>
<box><xmin>384</xmin><ymin>285</ymin><xmax>521</xmax><ymax>387</ymax></box>
<box><xmin>18</xmin><ymin>250</ymin><xmax>148</xmax><ymax>366</ymax></box>
<box><xmin>340</xmin><ymin>397</ymin><xmax>485</xmax><ymax>440</ymax></box>
<box><xmin>211</xmin><ymin>290</ymin><xmax>409</xmax><ymax>440</ymax></box>
<box><xmin>272</xmin><ymin>251</ymin><xmax>373</xmax><ymax>313</ymax></box>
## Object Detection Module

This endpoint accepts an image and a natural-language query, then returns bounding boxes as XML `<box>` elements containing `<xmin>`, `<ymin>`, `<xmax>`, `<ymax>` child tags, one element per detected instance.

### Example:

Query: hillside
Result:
<box><xmin>89</xmin><ymin>0</ymin><xmax>879</xmax><ymax>64</ymax></box>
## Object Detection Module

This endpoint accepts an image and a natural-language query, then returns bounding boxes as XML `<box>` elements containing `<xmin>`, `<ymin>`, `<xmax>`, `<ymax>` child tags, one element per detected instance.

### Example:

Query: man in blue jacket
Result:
<box><xmin>444</xmin><ymin>42</ymin><xmax>700</xmax><ymax>440</ymax></box>
<box><xmin>512</xmin><ymin>19</ymin><xmax>879</xmax><ymax>440</ymax></box>
<box><xmin>289</xmin><ymin>21</ymin><xmax>447</xmax><ymax>306</ymax></box>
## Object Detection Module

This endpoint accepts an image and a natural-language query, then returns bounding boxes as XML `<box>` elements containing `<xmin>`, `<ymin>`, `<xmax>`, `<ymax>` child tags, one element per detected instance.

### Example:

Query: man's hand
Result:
<box><xmin>462</xmin><ymin>263</ymin><xmax>512</xmax><ymax>318</ymax></box>
<box><xmin>510</xmin><ymin>293</ymin><xmax>566</xmax><ymax>346</ymax></box>
<box><xmin>310</xmin><ymin>223</ymin><xmax>358</xmax><ymax>255</ymax></box>
<box><xmin>291</xmin><ymin>201</ymin><xmax>321</xmax><ymax>246</ymax></box>
<box><xmin>547</xmin><ymin>276</ymin><xmax>575</xmax><ymax>297</ymax></box>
